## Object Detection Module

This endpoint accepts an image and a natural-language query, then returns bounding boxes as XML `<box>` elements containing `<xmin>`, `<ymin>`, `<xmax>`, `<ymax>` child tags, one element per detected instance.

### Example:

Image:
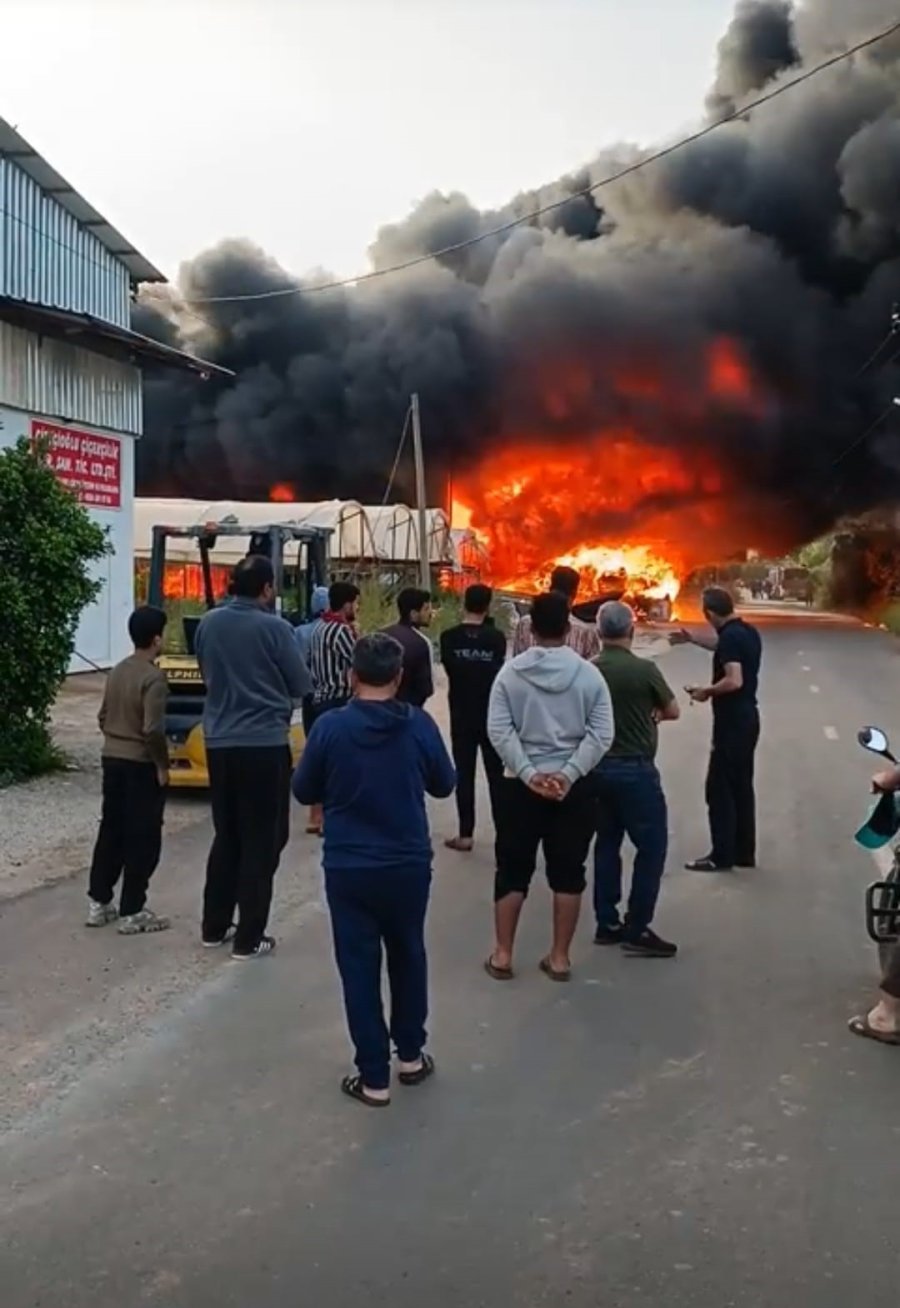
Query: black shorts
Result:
<box><xmin>308</xmin><ymin>696</ymin><xmax>350</xmax><ymax>730</ymax></box>
<box><xmin>494</xmin><ymin>776</ymin><xmax>598</xmax><ymax>901</ymax></box>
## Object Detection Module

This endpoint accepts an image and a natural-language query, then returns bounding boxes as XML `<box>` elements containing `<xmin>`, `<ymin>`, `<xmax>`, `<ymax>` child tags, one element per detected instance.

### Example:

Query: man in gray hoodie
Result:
<box><xmin>487</xmin><ymin>591</ymin><xmax>615</xmax><ymax>981</ymax></box>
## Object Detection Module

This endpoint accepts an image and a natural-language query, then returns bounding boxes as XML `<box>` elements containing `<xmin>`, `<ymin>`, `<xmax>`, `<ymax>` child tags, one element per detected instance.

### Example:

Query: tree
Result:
<box><xmin>0</xmin><ymin>438</ymin><xmax>110</xmax><ymax>784</ymax></box>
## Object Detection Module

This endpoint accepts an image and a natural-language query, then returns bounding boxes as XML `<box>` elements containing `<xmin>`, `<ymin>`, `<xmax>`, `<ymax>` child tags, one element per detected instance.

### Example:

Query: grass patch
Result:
<box><xmin>158</xmin><ymin>585</ymin><xmax>468</xmax><ymax>653</ymax></box>
<box><xmin>0</xmin><ymin>730</ymin><xmax>69</xmax><ymax>789</ymax></box>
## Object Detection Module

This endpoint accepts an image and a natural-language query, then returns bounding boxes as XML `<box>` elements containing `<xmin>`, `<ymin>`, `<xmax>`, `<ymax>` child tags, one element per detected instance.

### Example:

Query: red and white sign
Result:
<box><xmin>32</xmin><ymin>420</ymin><xmax>122</xmax><ymax>510</ymax></box>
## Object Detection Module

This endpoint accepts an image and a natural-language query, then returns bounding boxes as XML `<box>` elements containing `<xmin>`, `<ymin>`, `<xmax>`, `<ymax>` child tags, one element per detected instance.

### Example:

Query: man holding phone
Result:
<box><xmin>671</xmin><ymin>586</ymin><xmax>762</xmax><ymax>873</ymax></box>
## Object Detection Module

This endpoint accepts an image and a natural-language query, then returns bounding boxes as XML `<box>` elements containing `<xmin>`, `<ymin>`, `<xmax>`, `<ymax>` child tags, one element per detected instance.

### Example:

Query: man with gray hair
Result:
<box><xmin>593</xmin><ymin>601</ymin><xmax>680</xmax><ymax>958</ymax></box>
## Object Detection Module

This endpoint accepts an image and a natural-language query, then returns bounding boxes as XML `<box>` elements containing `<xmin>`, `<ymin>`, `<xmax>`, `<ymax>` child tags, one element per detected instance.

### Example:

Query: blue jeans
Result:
<box><xmin>593</xmin><ymin>757</ymin><xmax>668</xmax><ymax>936</ymax></box>
<box><xmin>325</xmin><ymin>865</ymin><xmax>431</xmax><ymax>1090</ymax></box>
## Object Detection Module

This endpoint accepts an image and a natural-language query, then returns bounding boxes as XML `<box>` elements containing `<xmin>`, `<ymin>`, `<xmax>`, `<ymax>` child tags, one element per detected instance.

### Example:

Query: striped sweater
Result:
<box><xmin>309</xmin><ymin>617</ymin><xmax>357</xmax><ymax>705</ymax></box>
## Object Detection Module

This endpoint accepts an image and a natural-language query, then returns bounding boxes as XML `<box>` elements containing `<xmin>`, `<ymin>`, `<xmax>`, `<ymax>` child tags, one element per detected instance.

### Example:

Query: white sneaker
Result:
<box><xmin>118</xmin><ymin>909</ymin><xmax>171</xmax><ymax>935</ymax></box>
<box><xmin>85</xmin><ymin>898</ymin><xmax>118</xmax><ymax>928</ymax></box>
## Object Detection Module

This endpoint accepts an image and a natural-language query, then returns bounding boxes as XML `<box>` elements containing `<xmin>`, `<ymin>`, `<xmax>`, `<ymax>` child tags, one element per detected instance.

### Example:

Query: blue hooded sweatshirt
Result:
<box><xmin>294</xmin><ymin>586</ymin><xmax>330</xmax><ymax>667</ymax></box>
<box><xmin>292</xmin><ymin>699</ymin><xmax>456</xmax><ymax>872</ymax></box>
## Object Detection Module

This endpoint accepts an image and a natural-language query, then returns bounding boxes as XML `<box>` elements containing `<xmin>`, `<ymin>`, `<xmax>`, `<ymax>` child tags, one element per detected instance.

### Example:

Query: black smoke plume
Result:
<box><xmin>137</xmin><ymin>0</ymin><xmax>900</xmax><ymax>555</ymax></box>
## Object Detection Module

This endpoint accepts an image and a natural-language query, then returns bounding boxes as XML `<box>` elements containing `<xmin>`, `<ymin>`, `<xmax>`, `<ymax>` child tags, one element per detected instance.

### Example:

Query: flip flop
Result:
<box><xmin>398</xmin><ymin>1053</ymin><xmax>436</xmax><ymax>1087</ymax></box>
<box><xmin>848</xmin><ymin>1015</ymin><xmax>900</xmax><ymax>1046</ymax></box>
<box><xmin>340</xmin><ymin>1074</ymin><xmax>390</xmax><ymax>1107</ymax></box>
<box><xmin>539</xmin><ymin>956</ymin><xmax>571</xmax><ymax>983</ymax></box>
<box><xmin>484</xmin><ymin>956</ymin><xmax>514</xmax><ymax>982</ymax></box>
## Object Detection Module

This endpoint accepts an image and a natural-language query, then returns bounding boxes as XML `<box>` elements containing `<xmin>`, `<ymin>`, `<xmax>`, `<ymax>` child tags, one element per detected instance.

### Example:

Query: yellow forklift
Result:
<box><xmin>147</xmin><ymin>518</ymin><xmax>332</xmax><ymax>789</ymax></box>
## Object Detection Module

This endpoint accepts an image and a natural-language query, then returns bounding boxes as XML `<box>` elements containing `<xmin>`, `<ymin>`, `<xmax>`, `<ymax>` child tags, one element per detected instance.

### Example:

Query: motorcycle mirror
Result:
<box><xmin>858</xmin><ymin>726</ymin><xmax>892</xmax><ymax>757</ymax></box>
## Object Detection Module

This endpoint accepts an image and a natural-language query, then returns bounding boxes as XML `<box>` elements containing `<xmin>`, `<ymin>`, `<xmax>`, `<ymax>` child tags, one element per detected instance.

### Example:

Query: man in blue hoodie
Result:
<box><xmin>487</xmin><ymin>591</ymin><xmax>614</xmax><ymax>982</ymax></box>
<box><xmin>292</xmin><ymin>633</ymin><xmax>456</xmax><ymax>1108</ymax></box>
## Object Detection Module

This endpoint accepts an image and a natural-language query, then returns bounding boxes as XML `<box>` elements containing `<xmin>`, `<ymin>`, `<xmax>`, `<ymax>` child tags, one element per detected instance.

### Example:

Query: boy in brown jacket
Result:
<box><xmin>86</xmin><ymin>606</ymin><xmax>171</xmax><ymax>934</ymax></box>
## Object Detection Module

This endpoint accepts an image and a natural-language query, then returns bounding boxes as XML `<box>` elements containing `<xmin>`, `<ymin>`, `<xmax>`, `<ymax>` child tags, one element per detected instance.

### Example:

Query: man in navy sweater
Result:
<box><xmin>293</xmin><ymin>633</ymin><xmax>456</xmax><ymax>1107</ymax></box>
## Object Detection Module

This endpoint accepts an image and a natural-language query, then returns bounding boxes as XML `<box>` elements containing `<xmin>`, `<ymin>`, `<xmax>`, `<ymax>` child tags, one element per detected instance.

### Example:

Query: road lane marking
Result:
<box><xmin>802</xmin><ymin>665</ymin><xmax>812</xmax><ymax>672</ymax></box>
<box><xmin>810</xmin><ymin>684</ymin><xmax>820</xmax><ymax>693</ymax></box>
<box><xmin>823</xmin><ymin>726</ymin><xmax>839</xmax><ymax>741</ymax></box>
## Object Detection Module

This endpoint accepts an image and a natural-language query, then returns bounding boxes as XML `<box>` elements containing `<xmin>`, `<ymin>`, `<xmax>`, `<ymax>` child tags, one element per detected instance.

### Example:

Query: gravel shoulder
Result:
<box><xmin>0</xmin><ymin>674</ymin><xmax>207</xmax><ymax>903</ymax></box>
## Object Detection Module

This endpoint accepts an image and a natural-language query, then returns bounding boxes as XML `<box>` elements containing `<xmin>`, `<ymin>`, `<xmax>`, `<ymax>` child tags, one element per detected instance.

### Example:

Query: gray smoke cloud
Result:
<box><xmin>137</xmin><ymin>0</ymin><xmax>900</xmax><ymax>553</ymax></box>
<box><xmin>706</xmin><ymin>0</ymin><xmax>799</xmax><ymax>117</ymax></box>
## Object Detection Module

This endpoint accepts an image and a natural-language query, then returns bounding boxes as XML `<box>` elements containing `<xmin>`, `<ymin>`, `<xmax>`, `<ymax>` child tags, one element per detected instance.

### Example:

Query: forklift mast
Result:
<box><xmin>147</xmin><ymin>522</ymin><xmax>332</xmax><ymax>615</ymax></box>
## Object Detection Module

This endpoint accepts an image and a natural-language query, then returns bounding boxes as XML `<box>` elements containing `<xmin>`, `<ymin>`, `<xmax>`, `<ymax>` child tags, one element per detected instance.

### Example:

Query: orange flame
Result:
<box><xmin>269</xmin><ymin>482</ymin><xmax>295</xmax><ymax>503</ymax></box>
<box><xmin>453</xmin><ymin>337</ymin><xmax>775</xmax><ymax>602</ymax></box>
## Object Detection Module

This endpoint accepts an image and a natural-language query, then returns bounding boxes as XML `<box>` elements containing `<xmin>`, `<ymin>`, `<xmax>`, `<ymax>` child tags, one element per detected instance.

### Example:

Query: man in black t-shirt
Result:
<box><xmin>671</xmin><ymin>587</ymin><xmax>762</xmax><ymax>872</ymax></box>
<box><xmin>440</xmin><ymin>584</ymin><xmax>507</xmax><ymax>852</ymax></box>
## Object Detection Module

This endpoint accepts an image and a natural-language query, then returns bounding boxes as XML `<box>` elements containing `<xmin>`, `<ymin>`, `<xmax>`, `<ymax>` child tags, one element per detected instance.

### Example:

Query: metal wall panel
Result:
<box><xmin>0</xmin><ymin>321</ymin><xmax>141</xmax><ymax>434</ymax></box>
<box><xmin>0</xmin><ymin>159</ymin><xmax>131</xmax><ymax>326</ymax></box>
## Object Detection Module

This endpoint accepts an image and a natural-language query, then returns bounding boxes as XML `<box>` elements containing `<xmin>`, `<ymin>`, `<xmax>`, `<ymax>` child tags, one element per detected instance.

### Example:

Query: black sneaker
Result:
<box><xmin>685</xmin><ymin>856</ymin><xmax>733</xmax><ymax>872</ymax></box>
<box><xmin>231</xmin><ymin>935</ymin><xmax>277</xmax><ymax>961</ymax></box>
<box><xmin>622</xmin><ymin>928</ymin><xmax>678</xmax><ymax>959</ymax></box>
<box><xmin>202</xmin><ymin>925</ymin><xmax>237</xmax><ymax>949</ymax></box>
<box><xmin>594</xmin><ymin>924</ymin><xmax>624</xmax><ymax>946</ymax></box>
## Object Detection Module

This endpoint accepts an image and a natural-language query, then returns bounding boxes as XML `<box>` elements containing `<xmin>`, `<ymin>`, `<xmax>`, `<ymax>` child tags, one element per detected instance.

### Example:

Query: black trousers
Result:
<box><xmin>202</xmin><ymin>746</ymin><xmax>292</xmax><ymax>951</ymax></box>
<box><xmin>706</xmin><ymin>712</ymin><xmax>760</xmax><ymax>868</ymax></box>
<box><xmin>450</xmin><ymin>716</ymin><xmax>503</xmax><ymax>839</ymax></box>
<box><xmin>89</xmin><ymin>758</ymin><xmax>165</xmax><ymax>916</ymax></box>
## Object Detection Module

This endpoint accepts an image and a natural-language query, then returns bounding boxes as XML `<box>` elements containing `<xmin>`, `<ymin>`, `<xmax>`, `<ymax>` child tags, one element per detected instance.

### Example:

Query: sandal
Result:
<box><xmin>340</xmin><ymin>1075</ymin><xmax>390</xmax><ymax>1107</ymax></box>
<box><xmin>398</xmin><ymin>1053</ymin><xmax>436</xmax><ymax>1087</ymax></box>
<box><xmin>484</xmin><ymin>956</ymin><xmax>514</xmax><ymax>982</ymax></box>
<box><xmin>848</xmin><ymin>1015</ymin><xmax>900</xmax><ymax>1046</ymax></box>
<box><xmin>539</xmin><ymin>956</ymin><xmax>571</xmax><ymax>983</ymax></box>
<box><xmin>445</xmin><ymin>837</ymin><xmax>474</xmax><ymax>853</ymax></box>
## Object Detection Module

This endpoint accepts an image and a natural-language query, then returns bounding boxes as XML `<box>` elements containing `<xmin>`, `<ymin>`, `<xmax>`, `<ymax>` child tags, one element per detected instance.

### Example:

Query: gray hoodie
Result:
<box><xmin>196</xmin><ymin>599</ymin><xmax>311</xmax><ymax>749</ymax></box>
<box><xmin>488</xmin><ymin>645</ymin><xmax>615</xmax><ymax>785</ymax></box>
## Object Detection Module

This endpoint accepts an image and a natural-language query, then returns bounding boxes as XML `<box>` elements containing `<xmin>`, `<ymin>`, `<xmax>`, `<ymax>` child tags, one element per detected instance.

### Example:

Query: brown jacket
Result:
<box><xmin>98</xmin><ymin>654</ymin><xmax>168</xmax><ymax>771</ymax></box>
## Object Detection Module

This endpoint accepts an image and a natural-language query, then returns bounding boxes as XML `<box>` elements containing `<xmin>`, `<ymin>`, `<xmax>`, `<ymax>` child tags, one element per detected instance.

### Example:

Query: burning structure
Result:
<box><xmin>136</xmin><ymin>2</ymin><xmax>900</xmax><ymax>603</ymax></box>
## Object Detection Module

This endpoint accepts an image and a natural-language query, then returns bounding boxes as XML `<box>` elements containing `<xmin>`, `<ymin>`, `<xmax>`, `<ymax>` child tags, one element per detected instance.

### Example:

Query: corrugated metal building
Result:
<box><xmin>0</xmin><ymin>116</ymin><xmax>228</xmax><ymax>669</ymax></box>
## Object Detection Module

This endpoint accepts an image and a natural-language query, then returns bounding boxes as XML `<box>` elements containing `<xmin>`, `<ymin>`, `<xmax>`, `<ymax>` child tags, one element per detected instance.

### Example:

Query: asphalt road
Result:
<box><xmin>3</xmin><ymin>613</ymin><xmax>900</xmax><ymax>1307</ymax></box>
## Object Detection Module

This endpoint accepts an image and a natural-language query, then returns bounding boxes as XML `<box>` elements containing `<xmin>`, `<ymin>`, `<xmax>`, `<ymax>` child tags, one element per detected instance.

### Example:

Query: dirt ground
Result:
<box><xmin>0</xmin><ymin>675</ymin><xmax>207</xmax><ymax>902</ymax></box>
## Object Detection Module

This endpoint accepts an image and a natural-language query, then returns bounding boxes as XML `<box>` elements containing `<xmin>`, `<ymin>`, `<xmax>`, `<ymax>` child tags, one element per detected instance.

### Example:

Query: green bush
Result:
<box><xmin>0</xmin><ymin>438</ymin><xmax>110</xmax><ymax>784</ymax></box>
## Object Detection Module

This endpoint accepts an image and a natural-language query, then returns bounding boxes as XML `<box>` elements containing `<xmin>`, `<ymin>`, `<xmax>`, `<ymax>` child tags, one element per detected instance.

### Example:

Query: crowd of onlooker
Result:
<box><xmin>82</xmin><ymin>559</ymin><xmax>770</xmax><ymax>1105</ymax></box>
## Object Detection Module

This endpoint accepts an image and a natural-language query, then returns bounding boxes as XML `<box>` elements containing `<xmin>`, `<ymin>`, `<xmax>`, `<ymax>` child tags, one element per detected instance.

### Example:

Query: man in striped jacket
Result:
<box><xmin>309</xmin><ymin>582</ymin><xmax>361</xmax><ymax>728</ymax></box>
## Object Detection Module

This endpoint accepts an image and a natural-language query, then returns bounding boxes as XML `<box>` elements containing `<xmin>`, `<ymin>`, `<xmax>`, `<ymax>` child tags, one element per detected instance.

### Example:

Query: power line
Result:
<box><xmin>833</xmin><ymin>400</ymin><xmax>899</xmax><ymax>468</ymax></box>
<box><xmin>854</xmin><ymin>304</ymin><xmax>900</xmax><ymax>379</ymax></box>
<box><xmin>854</xmin><ymin>331</ymin><xmax>897</xmax><ymax>380</ymax></box>
<box><xmin>182</xmin><ymin>16</ymin><xmax>900</xmax><ymax>307</ymax></box>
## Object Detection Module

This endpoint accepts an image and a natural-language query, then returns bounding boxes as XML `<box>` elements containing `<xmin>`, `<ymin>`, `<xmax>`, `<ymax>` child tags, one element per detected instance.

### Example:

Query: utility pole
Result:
<box><xmin>411</xmin><ymin>392</ymin><xmax>430</xmax><ymax>591</ymax></box>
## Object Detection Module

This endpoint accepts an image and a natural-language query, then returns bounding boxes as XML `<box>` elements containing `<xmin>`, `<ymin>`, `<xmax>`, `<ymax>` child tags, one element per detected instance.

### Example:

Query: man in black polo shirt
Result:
<box><xmin>440</xmin><ymin>584</ymin><xmax>507</xmax><ymax>852</ymax></box>
<box><xmin>672</xmin><ymin>586</ymin><xmax>762</xmax><ymax>872</ymax></box>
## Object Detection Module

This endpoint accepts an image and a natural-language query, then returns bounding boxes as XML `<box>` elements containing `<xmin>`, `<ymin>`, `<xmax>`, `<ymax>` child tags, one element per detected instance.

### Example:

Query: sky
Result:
<box><xmin>2</xmin><ymin>0</ymin><xmax>737</xmax><ymax>284</ymax></box>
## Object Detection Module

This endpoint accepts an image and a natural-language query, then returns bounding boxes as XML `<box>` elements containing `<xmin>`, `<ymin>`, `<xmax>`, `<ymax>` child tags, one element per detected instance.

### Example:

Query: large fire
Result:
<box><xmin>452</xmin><ymin>338</ymin><xmax>770</xmax><ymax>604</ymax></box>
